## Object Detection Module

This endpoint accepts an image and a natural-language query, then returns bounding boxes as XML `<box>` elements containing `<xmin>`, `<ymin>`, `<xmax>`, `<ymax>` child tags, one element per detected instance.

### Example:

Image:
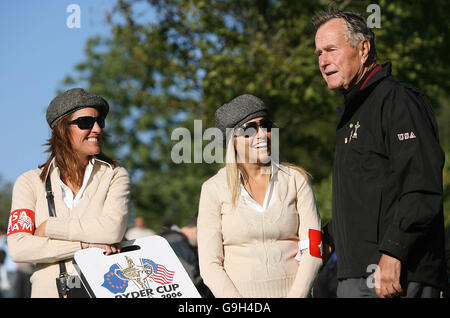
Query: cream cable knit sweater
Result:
<box><xmin>198</xmin><ymin>166</ymin><xmax>322</xmax><ymax>298</ymax></box>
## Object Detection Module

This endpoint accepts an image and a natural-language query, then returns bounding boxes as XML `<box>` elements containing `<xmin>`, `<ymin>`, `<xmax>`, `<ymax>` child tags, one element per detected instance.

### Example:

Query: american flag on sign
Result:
<box><xmin>141</xmin><ymin>258</ymin><xmax>175</xmax><ymax>285</ymax></box>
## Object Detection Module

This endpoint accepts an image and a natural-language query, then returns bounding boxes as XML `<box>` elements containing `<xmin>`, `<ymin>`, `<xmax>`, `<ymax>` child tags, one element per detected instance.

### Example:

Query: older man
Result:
<box><xmin>313</xmin><ymin>9</ymin><xmax>447</xmax><ymax>298</ymax></box>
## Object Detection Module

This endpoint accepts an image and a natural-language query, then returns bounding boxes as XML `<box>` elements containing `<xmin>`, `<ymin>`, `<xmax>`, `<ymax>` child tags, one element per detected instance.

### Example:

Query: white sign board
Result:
<box><xmin>73</xmin><ymin>235</ymin><xmax>201</xmax><ymax>298</ymax></box>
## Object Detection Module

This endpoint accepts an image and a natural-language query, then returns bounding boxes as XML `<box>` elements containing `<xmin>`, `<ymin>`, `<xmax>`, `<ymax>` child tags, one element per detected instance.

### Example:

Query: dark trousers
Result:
<box><xmin>337</xmin><ymin>278</ymin><xmax>441</xmax><ymax>298</ymax></box>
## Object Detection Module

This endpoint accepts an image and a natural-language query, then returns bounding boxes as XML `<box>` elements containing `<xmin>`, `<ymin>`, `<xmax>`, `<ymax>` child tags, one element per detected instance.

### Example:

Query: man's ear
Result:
<box><xmin>359</xmin><ymin>39</ymin><xmax>370</xmax><ymax>64</ymax></box>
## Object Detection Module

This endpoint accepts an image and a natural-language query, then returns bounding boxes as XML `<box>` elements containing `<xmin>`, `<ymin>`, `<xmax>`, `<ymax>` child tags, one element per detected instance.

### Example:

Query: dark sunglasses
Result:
<box><xmin>68</xmin><ymin>116</ymin><xmax>105</xmax><ymax>130</ymax></box>
<box><xmin>234</xmin><ymin>118</ymin><xmax>275</xmax><ymax>138</ymax></box>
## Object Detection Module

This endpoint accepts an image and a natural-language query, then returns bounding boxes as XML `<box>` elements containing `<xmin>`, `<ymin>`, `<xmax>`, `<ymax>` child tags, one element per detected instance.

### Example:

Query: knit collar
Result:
<box><xmin>241</xmin><ymin>161</ymin><xmax>290</xmax><ymax>176</ymax></box>
<box><xmin>239</xmin><ymin>162</ymin><xmax>289</xmax><ymax>213</ymax></box>
<box><xmin>238</xmin><ymin>161</ymin><xmax>290</xmax><ymax>184</ymax></box>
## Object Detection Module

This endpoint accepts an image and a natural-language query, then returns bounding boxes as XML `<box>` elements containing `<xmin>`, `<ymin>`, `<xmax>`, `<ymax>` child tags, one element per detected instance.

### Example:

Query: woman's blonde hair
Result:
<box><xmin>225</xmin><ymin>137</ymin><xmax>241</xmax><ymax>207</ymax></box>
<box><xmin>225</xmin><ymin>133</ymin><xmax>310</xmax><ymax>207</ymax></box>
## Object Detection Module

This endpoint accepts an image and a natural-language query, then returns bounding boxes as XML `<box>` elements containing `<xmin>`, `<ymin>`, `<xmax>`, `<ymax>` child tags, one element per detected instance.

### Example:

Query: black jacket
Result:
<box><xmin>323</xmin><ymin>62</ymin><xmax>447</xmax><ymax>289</ymax></box>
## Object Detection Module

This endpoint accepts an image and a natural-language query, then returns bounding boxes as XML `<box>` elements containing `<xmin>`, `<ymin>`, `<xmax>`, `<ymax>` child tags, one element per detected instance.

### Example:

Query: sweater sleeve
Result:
<box><xmin>45</xmin><ymin>167</ymin><xmax>131</xmax><ymax>244</ymax></box>
<box><xmin>7</xmin><ymin>172</ymin><xmax>81</xmax><ymax>264</ymax></box>
<box><xmin>286</xmin><ymin>172</ymin><xmax>323</xmax><ymax>298</ymax></box>
<box><xmin>197</xmin><ymin>179</ymin><xmax>242</xmax><ymax>298</ymax></box>
<box><xmin>378</xmin><ymin>86</ymin><xmax>444</xmax><ymax>261</ymax></box>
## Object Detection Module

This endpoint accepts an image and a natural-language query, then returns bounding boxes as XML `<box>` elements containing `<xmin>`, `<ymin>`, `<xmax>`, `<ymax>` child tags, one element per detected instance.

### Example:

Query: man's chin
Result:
<box><xmin>326</xmin><ymin>81</ymin><xmax>342</xmax><ymax>90</ymax></box>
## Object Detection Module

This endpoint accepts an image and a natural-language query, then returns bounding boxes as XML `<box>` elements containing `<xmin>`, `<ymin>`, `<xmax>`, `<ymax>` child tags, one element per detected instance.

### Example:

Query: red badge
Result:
<box><xmin>7</xmin><ymin>209</ymin><xmax>35</xmax><ymax>236</ymax></box>
<box><xmin>309</xmin><ymin>229</ymin><xmax>322</xmax><ymax>259</ymax></box>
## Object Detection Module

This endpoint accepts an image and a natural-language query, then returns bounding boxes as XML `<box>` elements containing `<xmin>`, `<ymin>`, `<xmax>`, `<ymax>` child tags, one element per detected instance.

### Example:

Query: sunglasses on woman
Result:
<box><xmin>234</xmin><ymin>118</ymin><xmax>275</xmax><ymax>138</ymax></box>
<box><xmin>68</xmin><ymin>116</ymin><xmax>105</xmax><ymax>130</ymax></box>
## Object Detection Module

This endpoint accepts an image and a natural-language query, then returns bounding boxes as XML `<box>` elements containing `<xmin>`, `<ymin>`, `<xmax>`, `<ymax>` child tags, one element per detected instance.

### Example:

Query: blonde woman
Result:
<box><xmin>197</xmin><ymin>94</ymin><xmax>323</xmax><ymax>298</ymax></box>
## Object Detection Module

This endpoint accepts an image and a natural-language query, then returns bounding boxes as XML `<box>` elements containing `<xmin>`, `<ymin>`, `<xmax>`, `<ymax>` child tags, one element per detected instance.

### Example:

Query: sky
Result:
<box><xmin>0</xmin><ymin>0</ymin><xmax>116</xmax><ymax>185</ymax></box>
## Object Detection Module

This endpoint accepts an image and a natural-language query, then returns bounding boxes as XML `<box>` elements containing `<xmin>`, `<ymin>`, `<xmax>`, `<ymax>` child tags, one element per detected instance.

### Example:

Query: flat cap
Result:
<box><xmin>46</xmin><ymin>88</ymin><xmax>109</xmax><ymax>128</ymax></box>
<box><xmin>215</xmin><ymin>94</ymin><xmax>270</xmax><ymax>143</ymax></box>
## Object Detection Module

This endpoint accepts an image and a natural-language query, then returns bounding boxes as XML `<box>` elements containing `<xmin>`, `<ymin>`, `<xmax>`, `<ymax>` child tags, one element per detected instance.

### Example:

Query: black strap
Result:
<box><xmin>45</xmin><ymin>175</ymin><xmax>69</xmax><ymax>298</ymax></box>
<box><xmin>45</xmin><ymin>176</ymin><xmax>56</xmax><ymax>217</ymax></box>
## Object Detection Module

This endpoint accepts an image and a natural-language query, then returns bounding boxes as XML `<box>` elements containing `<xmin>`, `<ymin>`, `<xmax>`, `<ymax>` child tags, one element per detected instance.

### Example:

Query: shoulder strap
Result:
<box><xmin>45</xmin><ymin>175</ymin><xmax>69</xmax><ymax>298</ymax></box>
<box><xmin>45</xmin><ymin>176</ymin><xmax>56</xmax><ymax>217</ymax></box>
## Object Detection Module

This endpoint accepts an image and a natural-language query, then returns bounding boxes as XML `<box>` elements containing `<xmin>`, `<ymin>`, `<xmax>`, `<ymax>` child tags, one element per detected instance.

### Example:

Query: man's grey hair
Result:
<box><xmin>312</xmin><ymin>8</ymin><xmax>377</xmax><ymax>64</ymax></box>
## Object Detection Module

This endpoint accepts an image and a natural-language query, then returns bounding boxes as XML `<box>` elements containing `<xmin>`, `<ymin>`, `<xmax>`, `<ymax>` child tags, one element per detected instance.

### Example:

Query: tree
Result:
<box><xmin>63</xmin><ymin>0</ymin><xmax>450</xmax><ymax>228</ymax></box>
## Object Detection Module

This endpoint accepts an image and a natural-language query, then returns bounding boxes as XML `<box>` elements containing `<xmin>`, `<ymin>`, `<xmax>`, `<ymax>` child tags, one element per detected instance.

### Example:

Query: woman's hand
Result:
<box><xmin>34</xmin><ymin>220</ymin><xmax>47</xmax><ymax>237</ymax></box>
<box><xmin>81</xmin><ymin>242</ymin><xmax>121</xmax><ymax>255</ymax></box>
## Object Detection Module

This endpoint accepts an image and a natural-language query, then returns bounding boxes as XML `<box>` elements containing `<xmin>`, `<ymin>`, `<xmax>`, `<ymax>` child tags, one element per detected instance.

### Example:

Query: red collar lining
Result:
<box><xmin>360</xmin><ymin>65</ymin><xmax>382</xmax><ymax>90</ymax></box>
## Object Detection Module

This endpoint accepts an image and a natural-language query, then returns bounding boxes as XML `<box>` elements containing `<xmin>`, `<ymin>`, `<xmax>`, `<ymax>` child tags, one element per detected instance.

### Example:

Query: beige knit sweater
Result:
<box><xmin>198</xmin><ymin>166</ymin><xmax>322</xmax><ymax>298</ymax></box>
<box><xmin>7</xmin><ymin>159</ymin><xmax>130</xmax><ymax>298</ymax></box>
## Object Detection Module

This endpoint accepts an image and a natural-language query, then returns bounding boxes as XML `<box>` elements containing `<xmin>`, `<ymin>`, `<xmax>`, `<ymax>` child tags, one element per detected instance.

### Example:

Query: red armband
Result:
<box><xmin>309</xmin><ymin>229</ymin><xmax>323</xmax><ymax>259</ymax></box>
<box><xmin>7</xmin><ymin>209</ymin><xmax>35</xmax><ymax>236</ymax></box>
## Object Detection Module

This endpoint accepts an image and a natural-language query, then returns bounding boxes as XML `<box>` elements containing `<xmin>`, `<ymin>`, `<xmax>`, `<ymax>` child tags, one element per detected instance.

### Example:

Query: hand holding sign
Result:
<box><xmin>73</xmin><ymin>235</ymin><xmax>200</xmax><ymax>298</ymax></box>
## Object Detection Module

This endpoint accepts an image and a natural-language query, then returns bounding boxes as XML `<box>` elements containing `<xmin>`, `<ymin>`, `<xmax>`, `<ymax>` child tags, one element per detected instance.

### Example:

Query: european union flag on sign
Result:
<box><xmin>101</xmin><ymin>264</ymin><xmax>128</xmax><ymax>294</ymax></box>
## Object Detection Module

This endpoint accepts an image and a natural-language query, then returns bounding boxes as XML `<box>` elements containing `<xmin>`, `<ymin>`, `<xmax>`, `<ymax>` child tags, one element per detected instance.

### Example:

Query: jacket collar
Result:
<box><xmin>44</xmin><ymin>156</ymin><xmax>113</xmax><ymax>181</ymax></box>
<box><xmin>344</xmin><ymin>62</ymin><xmax>391</xmax><ymax>105</ymax></box>
<box><xmin>337</xmin><ymin>62</ymin><xmax>391</xmax><ymax>129</ymax></box>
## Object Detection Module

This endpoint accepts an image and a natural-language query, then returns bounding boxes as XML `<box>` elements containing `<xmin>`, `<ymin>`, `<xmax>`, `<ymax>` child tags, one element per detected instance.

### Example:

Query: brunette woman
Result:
<box><xmin>7</xmin><ymin>88</ymin><xmax>130</xmax><ymax>297</ymax></box>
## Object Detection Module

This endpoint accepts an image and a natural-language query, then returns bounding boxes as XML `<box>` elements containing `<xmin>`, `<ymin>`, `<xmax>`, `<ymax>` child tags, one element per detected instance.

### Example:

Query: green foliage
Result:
<box><xmin>437</xmin><ymin>97</ymin><xmax>450</xmax><ymax>227</ymax></box>
<box><xmin>63</xmin><ymin>0</ymin><xmax>450</xmax><ymax>230</ymax></box>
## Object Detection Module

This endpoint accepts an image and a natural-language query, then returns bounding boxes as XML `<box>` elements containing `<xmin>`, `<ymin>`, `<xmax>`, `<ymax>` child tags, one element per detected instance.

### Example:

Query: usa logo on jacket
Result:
<box><xmin>397</xmin><ymin>131</ymin><xmax>416</xmax><ymax>141</ymax></box>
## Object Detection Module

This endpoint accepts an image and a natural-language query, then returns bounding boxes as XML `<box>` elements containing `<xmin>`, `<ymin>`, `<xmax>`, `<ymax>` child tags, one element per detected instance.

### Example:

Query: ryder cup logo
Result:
<box><xmin>102</xmin><ymin>256</ymin><xmax>179</xmax><ymax>298</ymax></box>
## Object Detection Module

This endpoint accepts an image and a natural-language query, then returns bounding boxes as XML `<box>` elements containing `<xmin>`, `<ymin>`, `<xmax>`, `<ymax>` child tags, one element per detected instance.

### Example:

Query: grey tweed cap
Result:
<box><xmin>215</xmin><ymin>94</ymin><xmax>270</xmax><ymax>143</ymax></box>
<box><xmin>46</xmin><ymin>88</ymin><xmax>109</xmax><ymax>128</ymax></box>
